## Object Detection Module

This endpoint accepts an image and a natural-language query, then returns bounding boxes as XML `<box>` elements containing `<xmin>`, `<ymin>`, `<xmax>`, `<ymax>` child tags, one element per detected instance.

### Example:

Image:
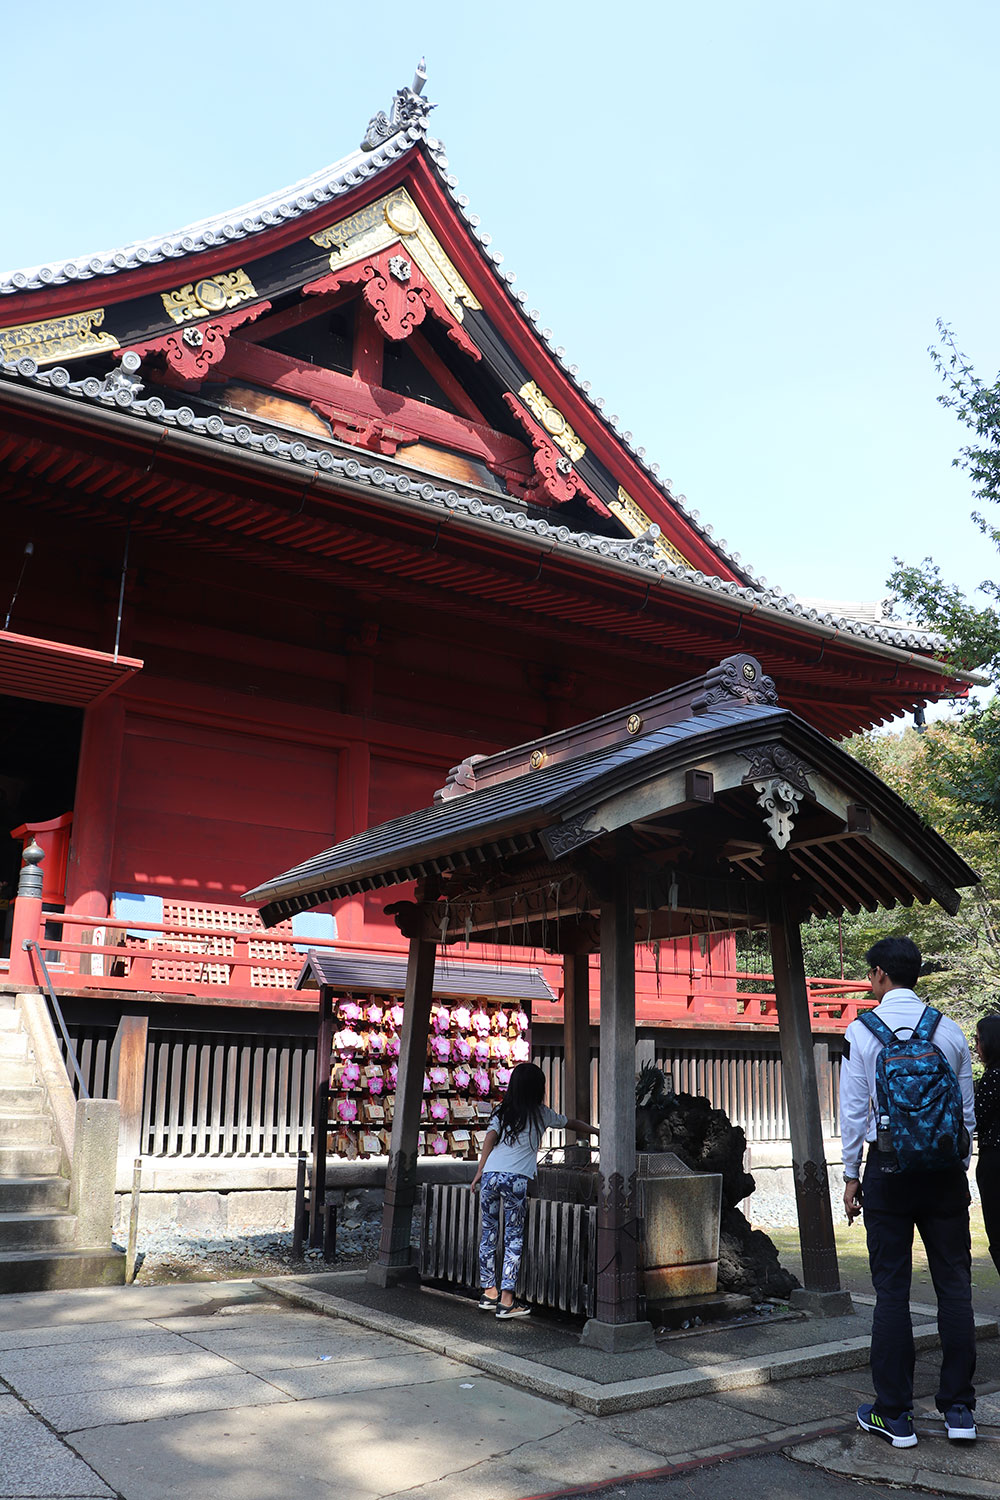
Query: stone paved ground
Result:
<box><xmin>0</xmin><ymin>1279</ymin><xmax>998</xmax><ymax>1500</ymax></box>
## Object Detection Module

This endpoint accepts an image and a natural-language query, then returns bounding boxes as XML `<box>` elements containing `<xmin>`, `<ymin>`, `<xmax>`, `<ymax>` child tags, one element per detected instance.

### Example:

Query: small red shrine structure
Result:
<box><xmin>0</xmin><ymin>71</ymin><xmax>973</xmax><ymax>1165</ymax></box>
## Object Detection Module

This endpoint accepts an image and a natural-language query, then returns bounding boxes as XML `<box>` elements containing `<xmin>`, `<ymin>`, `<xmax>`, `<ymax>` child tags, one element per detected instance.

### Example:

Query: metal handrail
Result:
<box><xmin>23</xmin><ymin>940</ymin><xmax>90</xmax><ymax>1100</ymax></box>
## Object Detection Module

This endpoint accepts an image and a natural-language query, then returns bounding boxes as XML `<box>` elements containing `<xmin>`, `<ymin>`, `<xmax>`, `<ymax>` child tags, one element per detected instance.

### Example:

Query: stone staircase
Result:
<box><xmin>0</xmin><ymin>994</ymin><xmax>124</xmax><ymax>1291</ymax></box>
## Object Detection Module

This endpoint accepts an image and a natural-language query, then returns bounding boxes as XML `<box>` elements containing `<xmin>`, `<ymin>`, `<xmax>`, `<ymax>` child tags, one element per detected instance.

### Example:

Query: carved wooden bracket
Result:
<box><xmin>120</xmin><ymin>301</ymin><xmax>271</xmax><ymax>385</ymax></box>
<box><xmin>740</xmin><ymin>741</ymin><xmax>812</xmax><ymax>794</ymax></box>
<box><xmin>502</xmin><ymin>393</ymin><xmax>610</xmax><ymax>515</ymax></box>
<box><xmin>540</xmin><ymin>818</ymin><xmax>607</xmax><ymax>861</ymax></box>
<box><xmin>752</xmin><ymin>777</ymin><xmax>804</xmax><ymax>850</ymax></box>
<box><xmin>303</xmin><ymin>250</ymin><xmax>481</xmax><ymax>361</ymax></box>
<box><xmin>308</xmin><ymin>399</ymin><xmax>407</xmax><ymax>456</ymax></box>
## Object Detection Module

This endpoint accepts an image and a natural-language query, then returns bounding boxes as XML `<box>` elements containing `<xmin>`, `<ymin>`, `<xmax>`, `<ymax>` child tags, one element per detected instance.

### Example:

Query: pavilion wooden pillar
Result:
<box><xmin>768</xmin><ymin>865</ymin><xmax>853</xmax><ymax>1315</ymax></box>
<box><xmin>368</xmin><ymin>932</ymin><xmax>436</xmax><ymax>1286</ymax></box>
<box><xmin>581</xmin><ymin>835</ymin><xmax>654</xmax><ymax>1350</ymax></box>
<box><xmin>562</xmin><ymin>951</ymin><xmax>592</xmax><ymax>1150</ymax></box>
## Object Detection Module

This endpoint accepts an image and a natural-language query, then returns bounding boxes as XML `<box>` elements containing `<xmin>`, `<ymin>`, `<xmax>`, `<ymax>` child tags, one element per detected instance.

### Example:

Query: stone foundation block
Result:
<box><xmin>225</xmin><ymin>1190</ymin><xmax>295</xmax><ymax>1232</ymax></box>
<box><xmin>177</xmin><ymin>1190</ymin><xmax>226</xmax><ymax>1235</ymax></box>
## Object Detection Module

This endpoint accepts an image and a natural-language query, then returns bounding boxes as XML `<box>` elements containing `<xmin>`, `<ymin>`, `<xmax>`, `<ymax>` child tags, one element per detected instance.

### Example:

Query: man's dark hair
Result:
<box><xmin>865</xmin><ymin>936</ymin><xmax>922</xmax><ymax>990</ymax></box>
<box><xmin>977</xmin><ymin>1014</ymin><xmax>1000</xmax><ymax>1068</ymax></box>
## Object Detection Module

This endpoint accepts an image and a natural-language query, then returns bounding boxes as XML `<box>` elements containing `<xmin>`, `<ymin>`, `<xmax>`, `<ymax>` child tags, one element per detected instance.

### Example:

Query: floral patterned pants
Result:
<box><xmin>479</xmin><ymin>1171</ymin><xmax>528</xmax><ymax>1291</ymax></box>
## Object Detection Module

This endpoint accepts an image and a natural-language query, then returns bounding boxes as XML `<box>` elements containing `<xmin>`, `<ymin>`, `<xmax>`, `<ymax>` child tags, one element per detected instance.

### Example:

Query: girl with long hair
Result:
<box><xmin>471</xmin><ymin>1060</ymin><xmax>598</xmax><ymax>1317</ymax></box>
<box><xmin>975</xmin><ymin>1014</ymin><xmax>1000</xmax><ymax>1275</ymax></box>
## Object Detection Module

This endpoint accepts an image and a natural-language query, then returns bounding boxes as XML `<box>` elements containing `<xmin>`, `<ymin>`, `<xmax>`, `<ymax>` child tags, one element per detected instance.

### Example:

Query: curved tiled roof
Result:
<box><xmin>0</xmin><ymin>76</ymin><xmax>958</xmax><ymax>656</ymax></box>
<box><xmin>0</xmin><ymin>79</ymin><xmax>756</xmax><ymax>587</ymax></box>
<box><xmin>0</xmin><ymin>350</ymin><xmax>949</xmax><ymax>661</ymax></box>
<box><xmin>0</xmin><ymin>132</ymin><xmax>422</xmax><ymax>297</ymax></box>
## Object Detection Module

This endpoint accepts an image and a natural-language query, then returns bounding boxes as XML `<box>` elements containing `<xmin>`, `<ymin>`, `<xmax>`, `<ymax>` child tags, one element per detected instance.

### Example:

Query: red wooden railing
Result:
<box><xmin>2</xmin><ymin>887</ymin><xmax>870</xmax><ymax>1030</ymax></box>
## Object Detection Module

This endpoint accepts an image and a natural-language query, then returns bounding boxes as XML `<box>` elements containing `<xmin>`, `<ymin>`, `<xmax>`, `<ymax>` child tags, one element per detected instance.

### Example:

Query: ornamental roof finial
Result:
<box><xmin>361</xmin><ymin>60</ymin><xmax>435</xmax><ymax>152</ymax></box>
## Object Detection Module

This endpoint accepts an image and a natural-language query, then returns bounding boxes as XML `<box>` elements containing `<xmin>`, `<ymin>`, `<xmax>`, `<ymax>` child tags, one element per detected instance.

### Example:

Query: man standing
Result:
<box><xmin>841</xmin><ymin>936</ymin><xmax>977</xmax><ymax>1448</ymax></box>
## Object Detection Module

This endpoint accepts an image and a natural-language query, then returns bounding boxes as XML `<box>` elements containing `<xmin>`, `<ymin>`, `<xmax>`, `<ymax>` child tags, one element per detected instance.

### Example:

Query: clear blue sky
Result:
<box><xmin>4</xmin><ymin>1</ymin><xmax>999</xmax><ymax>614</ymax></box>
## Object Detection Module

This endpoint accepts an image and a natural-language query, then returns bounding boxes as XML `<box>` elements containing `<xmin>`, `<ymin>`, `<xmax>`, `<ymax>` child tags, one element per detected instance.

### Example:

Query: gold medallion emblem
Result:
<box><xmin>529</xmin><ymin>749</ymin><xmax>546</xmax><ymax>770</ymax></box>
<box><xmin>194</xmin><ymin>279</ymin><xmax>228</xmax><ymax>312</ymax></box>
<box><xmin>384</xmin><ymin>196</ymin><xmax>420</xmax><ymax>235</ymax></box>
<box><xmin>626</xmin><ymin>714</ymin><xmax>643</xmax><ymax>735</ymax></box>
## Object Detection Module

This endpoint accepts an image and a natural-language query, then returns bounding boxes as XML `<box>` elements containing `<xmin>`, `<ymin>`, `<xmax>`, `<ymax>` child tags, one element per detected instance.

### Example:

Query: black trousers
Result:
<box><xmin>862</xmin><ymin>1149</ymin><xmax>976</xmax><ymax>1417</ymax></box>
<box><xmin>977</xmin><ymin>1146</ymin><xmax>1000</xmax><ymax>1276</ymax></box>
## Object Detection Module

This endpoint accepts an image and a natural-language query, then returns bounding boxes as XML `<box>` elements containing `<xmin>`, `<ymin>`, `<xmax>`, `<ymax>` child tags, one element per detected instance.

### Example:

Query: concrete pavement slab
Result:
<box><xmin>262</xmin><ymin>1350</ymin><xmax>473</xmax><ymax>1398</ymax></box>
<box><xmin>376</xmin><ymin>1420</ymin><xmax>668</xmax><ymax>1500</ymax></box>
<box><xmin>790</xmin><ymin>1427</ymin><xmax>1000</xmax><ymax>1497</ymax></box>
<box><xmin>714</xmin><ymin>1376</ymin><xmax>874</xmax><ymax>1423</ymax></box>
<box><xmin>28</xmin><ymin>1371</ymin><xmax>290</xmax><ymax>1433</ymax></box>
<box><xmin>152</xmin><ymin>1309</ymin><xmax>325</xmax><ymax>1338</ymax></box>
<box><xmin>0</xmin><ymin>1280</ymin><xmax>268</xmax><ymax>1333</ymax></box>
<box><xmin>599</xmin><ymin>1394</ymin><xmax>785</xmax><ymax>1457</ymax></box>
<box><xmin>0</xmin><ymin>1317</ymin><xmax>172</xmax><ymax>1352</ymax></box>
<box><xmin>197</xmin><ymin>1329</ymin><xmax>411</xmax><ymax>1373</ymax></box>
<box><xmin>66</xmin><ymin>1375</ymin><xmax>586</xmax><ymax>1500</ymax></box>
<box><xmin>0</xmin><ymin>1330</ymin><xmax>195</xmax><ymax>1378</ymax></box>
<box><xmin>0</xmin><ymin>1392</ymin><xmax>114</xmax><ymax>1498</ymax></box>
<box><xmin>1</xmin><ymin>1347</ymin><xmax>240</xmax><ymax>1400</ymax></box>
<box><xmin>161</xmin><ymin>1326</ymin><xmax>358</xmax><ymax>1358</ymax></box>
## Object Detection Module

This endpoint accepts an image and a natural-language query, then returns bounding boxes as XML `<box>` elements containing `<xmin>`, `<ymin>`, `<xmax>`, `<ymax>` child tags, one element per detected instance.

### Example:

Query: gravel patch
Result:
<box><xmin>122</xmin><ymin>1191</ymin><xmax>807</xmax><ymax>1284</ymax></box>
<box><xmin>122</xmin><ymin>1207</ymin><xmax>392</xmax><ymax>1283</ymax></box>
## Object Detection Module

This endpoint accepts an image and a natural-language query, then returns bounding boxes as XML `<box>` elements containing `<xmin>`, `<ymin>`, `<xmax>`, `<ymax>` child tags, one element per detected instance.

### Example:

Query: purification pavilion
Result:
<box><xmin>246</xmin><ymin>651</ymin><xmax>977</xmax><ymax>1348</ymax></box>
<box><xmin>0</xmin><ymin>69</ymin><xmax>974</xmax><ymax>1187</ymax></box>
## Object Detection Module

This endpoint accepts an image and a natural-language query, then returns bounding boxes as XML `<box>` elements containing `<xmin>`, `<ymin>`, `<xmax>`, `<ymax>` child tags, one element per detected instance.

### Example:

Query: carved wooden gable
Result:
<box><xmin>0</xmin><ymin>86</ymin><xmax>746</xmax><ymax>581</ymax></box>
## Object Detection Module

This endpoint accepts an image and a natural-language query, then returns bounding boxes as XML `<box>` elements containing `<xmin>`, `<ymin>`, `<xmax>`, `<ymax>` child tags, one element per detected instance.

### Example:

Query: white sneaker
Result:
<box><xmin>943</xmin><ymin>1405</ymin><xmax>977</xmax><ymax>1441</ymax></box>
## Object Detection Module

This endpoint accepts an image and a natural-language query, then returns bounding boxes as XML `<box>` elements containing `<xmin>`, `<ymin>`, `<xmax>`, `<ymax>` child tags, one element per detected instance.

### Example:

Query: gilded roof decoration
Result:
<box><xmin>0</xmin><ymin>308</ymin><xmax>118</xmax><ymax>366</ymax></box>
<box><xmin>0</xmin><ymin>349</ymin><xmax>954</xmax><ymax>664</ymax></box>
<box><xmin>161</xmin><ymin>269</ymin><xmax>258</xmax><ymax>325</ymax></box>
<box><xmin>611</xmin><ymin>487</ymin><xmax>690</xmax><ymax>568</ymax></box>
<box><xmin>310</xmin><ymin>189</ymin><xmax>480</xmax><ymax>321</ymax></box>
<box><xmin>517</xmin><ymin>382</ymin><xmax>585</xmax><ymax>462</ymax></box>
<box><xmin>0</xmin><ymin>71</ymin><xmax>866</xmax><ymax>595</ymax></box>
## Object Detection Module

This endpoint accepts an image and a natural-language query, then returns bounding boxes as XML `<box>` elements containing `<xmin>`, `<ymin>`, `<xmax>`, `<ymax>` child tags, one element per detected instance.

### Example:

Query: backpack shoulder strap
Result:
<box><xmin>859</xmin><ymin>1010</ymin><xmax>894</xmax><ymax>1046</ymax></box>
<box><xmin>913</xmin><ymin>1005</ymin><xmax>942</xmax><ymax>1042</ymax></box>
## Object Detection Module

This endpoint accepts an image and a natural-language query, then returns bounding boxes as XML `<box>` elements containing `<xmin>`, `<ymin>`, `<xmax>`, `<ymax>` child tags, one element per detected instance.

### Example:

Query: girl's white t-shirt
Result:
<box><xmin>485</xmin><ymin>1104</ymin><xmax>567</xmax><ymax>1179</ymax></box>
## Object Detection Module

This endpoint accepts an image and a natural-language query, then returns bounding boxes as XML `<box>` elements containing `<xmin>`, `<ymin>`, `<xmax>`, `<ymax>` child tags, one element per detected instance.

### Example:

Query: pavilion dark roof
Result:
<box><xmin>247</xmin><ymin>703</ymin><xmax>777</xmax><ymax>921</ymax></box>
<box><xmin>245</xmin><ymin>695</ymin><xmax>977</xmax><ymax>927</ymax></box>
<box><xmin>295</xmin><ymin>950</ymin><xmax>555</xmax><ymax>1001</ymax></box>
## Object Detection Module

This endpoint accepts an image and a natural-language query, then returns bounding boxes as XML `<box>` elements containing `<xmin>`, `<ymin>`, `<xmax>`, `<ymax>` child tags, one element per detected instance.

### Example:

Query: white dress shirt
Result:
<box><xmin>839</xmin><ymin>988</ymin><xmax>975</xmax><ymax>1179</ymax></box>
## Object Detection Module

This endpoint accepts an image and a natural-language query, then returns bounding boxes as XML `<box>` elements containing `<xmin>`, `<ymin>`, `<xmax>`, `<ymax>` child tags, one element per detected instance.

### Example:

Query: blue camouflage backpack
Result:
<box><xmin>858</xmin><ymin>1005</ymin><xmax>968</xmax><ymax>1172</ymax></box>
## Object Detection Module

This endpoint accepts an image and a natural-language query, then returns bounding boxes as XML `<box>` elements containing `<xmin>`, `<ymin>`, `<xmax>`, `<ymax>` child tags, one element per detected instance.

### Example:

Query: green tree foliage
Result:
<box><xmin>802</xmin><ymin>324</ymin><xmax>1000</xmax><ymax>1031</ymax></box>
<box><xmin>889</xmin><ymin>321</ymin><xmax>1000</xmax><ymax>689</ymax></box>
<box><xmin>801</xmin><ymin>726</ymin><xmax>1000</xmax><ymax>1032</ymax></box>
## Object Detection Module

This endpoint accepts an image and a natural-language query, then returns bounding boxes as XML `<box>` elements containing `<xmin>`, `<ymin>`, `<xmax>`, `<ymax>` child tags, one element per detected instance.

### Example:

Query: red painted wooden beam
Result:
<box><xmin>352</xmin><ymin>305</ymin><xmax>384</xmax><ymax>386</ymax></box>
<box><xmin>218</xmin><ymin>337</ymin><xmax>530</xmax><ymax>470</ymax></box>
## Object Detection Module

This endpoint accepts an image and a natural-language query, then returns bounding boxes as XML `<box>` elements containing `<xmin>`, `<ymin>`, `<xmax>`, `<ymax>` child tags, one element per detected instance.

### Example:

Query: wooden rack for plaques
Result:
<box><xmin>302</xmin><ymin>977</ymin><xmax>533</xmax><ymax>1252</ymax></box>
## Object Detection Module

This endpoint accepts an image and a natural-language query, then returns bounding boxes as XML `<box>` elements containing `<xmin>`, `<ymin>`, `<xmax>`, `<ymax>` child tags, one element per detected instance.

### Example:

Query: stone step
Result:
<box><xmin>0</xmin><ymin>1061</ymin><xmax>36</xmax><ymax>1087</ymax></box>
<box><xmin>0</xmin><ymin>1176</ymin><xmax>70</xmax><ymax>1212</ymax></box>
<box><xmin>0</xmin><ymin>1212</ymin><xmax>76</xmax><ymax>1251</ymax></box>
<box><xmin>0</xmin><ymin>1114</ymin><xmax>52</xmax><ymax>1147</ymax></box>
<box><xmin>0</xmin><ymin>1008</ymin><xmax>20</xmax><ymax>1030</ymax></box>
<box><xmin>0</xmin><ymin>1144</ymin><xmax>60</xmax><ymax>1176</ymax></box>
<box><xmin>0</xmin><ymin>1086</ymin><xmax>46</xmax><ymax>1113</ymax></box>
<box><xmin>0</xmin><ymin>1033</ymin><xmax>29</xmax><ymax>1060</ymax></box>
<box><xmin>0</xmin><ymin>1247</ymin><xmax>125</xmax><ymax>1294</ymax></box>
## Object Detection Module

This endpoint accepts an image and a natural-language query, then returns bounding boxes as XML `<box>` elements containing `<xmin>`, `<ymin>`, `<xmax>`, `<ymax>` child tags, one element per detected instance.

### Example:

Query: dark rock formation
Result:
<box><xmin>635</xmin><ymin>1064</ymin><xmax>799</xmax><ymax>1301</ymax></box>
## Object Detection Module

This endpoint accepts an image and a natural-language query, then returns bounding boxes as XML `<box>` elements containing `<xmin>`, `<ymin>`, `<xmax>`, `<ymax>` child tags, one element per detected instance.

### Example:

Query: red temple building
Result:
<box><xmin>0</xmin><ymin>70</ymin><xmax>971</xmax><ymax>1175</ymax></box>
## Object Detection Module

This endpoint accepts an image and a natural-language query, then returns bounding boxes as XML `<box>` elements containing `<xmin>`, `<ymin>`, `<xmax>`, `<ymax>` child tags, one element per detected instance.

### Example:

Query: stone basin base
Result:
<box><xmin>640</xmin><ymin>1151</ymin><xmax>723</xmax><ymax>1299</ymax></box>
